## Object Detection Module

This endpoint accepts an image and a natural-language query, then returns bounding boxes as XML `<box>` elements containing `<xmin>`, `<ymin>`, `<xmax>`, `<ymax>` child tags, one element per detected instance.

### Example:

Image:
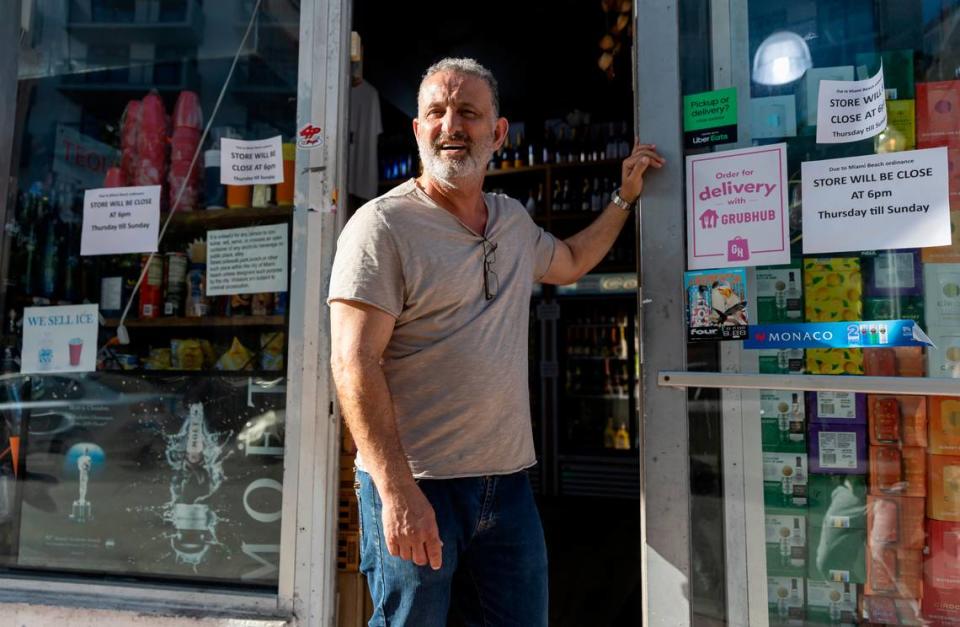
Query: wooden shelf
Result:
<box><xmin>102</xmin><ymin>315</ymin><xmax>285</xmax><ymax>328</ymax></box>
<box><xmin>164</xmin><ymin>205</ymin><xmax>293</xmax><ymax>229</ymax></box>
<box><xmin>484</xmin><ymin>158</ymin><xmax>619</xmax><ymax>178</ymax></box>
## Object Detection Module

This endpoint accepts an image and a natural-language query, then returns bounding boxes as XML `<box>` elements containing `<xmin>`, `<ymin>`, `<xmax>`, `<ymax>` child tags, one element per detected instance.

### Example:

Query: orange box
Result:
<box><xmin>864</xmin><ymin>347</ymin><xmax>926</xmax><ymax>377</ymax></box>
<box><xmin>867</xmin><ymin>496</ymin><xmax>926</xmax><ymax>550</ymax></box>
<box><xmin>865</xmin><ymin>547</ymin><xmax>923</xmax><ymax>598</ymax></box>
<box><xmin>930</xmin><ymin>397</ymin><xmax>960</xmax><ymax>455</ymax></box>
<box><xmin>870</xmin><ymin>446</ymin><xmax>927</xmax><ymax>497</ymax></box>
<box><xmin>929</xmin><ymin>454</ymin><xmax>960</xmax><ymax>521</ymax></box>
<box><xmin>926</xmin><ymin>519</ymin><xmax>960</xmax><ymax>590</ymax></box>
<box><xmin>868</xmin><ymin>395</ymin><xmax>928</xmax><ymax>447</ymax></box>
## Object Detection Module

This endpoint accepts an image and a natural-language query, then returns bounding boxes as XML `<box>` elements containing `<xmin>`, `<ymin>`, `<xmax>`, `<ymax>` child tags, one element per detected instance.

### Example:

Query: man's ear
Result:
<box><xmin>412</xmin><ymin>116</ymin><xmax>419</xmax><ymax>137</ymax></box>
<box><xmin>493</xmin><ymin>117</ymin><xmax>509</xmax><ymax>150</ymax></box>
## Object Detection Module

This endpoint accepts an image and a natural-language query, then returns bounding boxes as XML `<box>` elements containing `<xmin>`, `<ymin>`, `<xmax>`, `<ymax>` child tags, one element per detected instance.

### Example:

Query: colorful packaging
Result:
<box><xmin>922</xmin><ymin>582</ymin><xmax>960</xmax><ymax>624</ymax></box>
<box><xmin>760</xmin><ymin>390</ymin><xmax>806</xmax><ymax>451</ymax></box>
<box><xmin>807</xmin><ymin>525</ymin><xmax>867</xmax><ymax>584</ymax></box>
<box><xmin>884</xmin><ymin>99</ymin><xmax>916</xmax><ymax>150</ymax></box>
<box><xmin>767</xmin><ymin>576</ymin><xmax>805</xmax><ymax>623</ymax></box>
<box><xmin>863</xmin><ymin>347</ymin><xmax>925</xmax><ymax>377</ymax></box>
<box><xmin>807</xmin><ymin>392</ymin><xmax>867</xmax><ymax>425</ymax></box>
<box><xmin>868</xmin><ymin>395</ymin><xmax>928</xmax><ymax>447</ymax></box>
<box><xmin>763</xmin><ymin>451</ymin><xmax>809</xmax><ymax>509</ymax></box>
<box><xmin>756</xmin><ymin>264</ymin><xmax>803</xmax><ymax>323</ymax></box>
<box><xmin>765</xmin><ymin>511</ymin><xmax>807</xmax><ymax>575</ymax></box>
<box><xmin>922</xmin><ymin>210</ymin><xmax>960</xmax><ymax>263</ymax></box>
<box><xmin>929</xmin><ymin>396</ymin><xmax>960</xmax><ymax>454</ymax></box>
<box><xmin>924</xmin><ymin>263</ymin><xmax>960</xmax><ymax>327</ymax></box>
<box><xmin>215</xmin><ymin>337</ymin><xmax>254</xmax><ymax>371</ymax></box>
<box><xmin>863</xmin><ymin>295</ymin><xmax>925</xmax><ymax>326</ymax></box>
<box><xmin>925</xmin><ymin>519</ymin><xmax>960</xmax><ymax>590</ymax></box>
<box><xmin>929</xmin><ymin>453</ymin><xmax>960</xmax><ymax>521</ymax></box>
<box><xmin>805</xmin><ymin>580</ymin><xmax>857</xmax><ymax>626</ymax></box>
<box><xmin>803</xmin><ymin>257</ymin><xmax>863</xmax><ymax>322</ymax></box>
<box><xmin>759</xmin><ymin>348</ymin><xmax>805</xmax><ymax>374</ymax></box>
<box><xmin>138</xmin><ymin>254</ymin><xmax>163</xmax><ymax>319</ymax></box>
<box><xmin>260</xmin><ymin>332</ymin><xmax>284</xmax><ymax>371</ymax></box>
<box><xmin>917</xmin><ymin>80</ymin><xmax>960</xmax><ymax>147</ymax></box>
<box><xmin>926</xmin><ymin>326</ymin><xmax>960</xmax><ymax>379</ymax></box>
<box><xmin>806</xmin><ymin>348</ymin><xmax>864</xmax><ymax>375</ymax></box>
<box><xmin>869</xmin><ymin>446</ymin><xmax>926</xmax><ymax>497</ymax></box>
<box><xmin>865</xmin><ymin>594</ymin><xmax>924</xmax><ymax>625</ymax></box>
<box><xmin>806</xmin><ymin>474</ymin><xmax>867</xmax><ymax>531</ymax></box>
<box><xmin>808</xmin><ymin>424</ymin><xmax>868</xmax><ymax>474</ymax></box>
<box><xmin>170</xmin><ymin>339</ymin><xmax>205</xmax><ymax>370</ymax></box>
<box><xmin>866</xmin><ymin>495</ymin><xmax>925</xmax><ymax>550</ymax></box>
<box><xmin>865</xmin><ymin>547</ymin><xmax>922</xmax><ymax>598</ymax></box>
<box><xmin>862</xmin><ymin>250</ymin><xmax>923</xmax><ymax>297</ymax></box>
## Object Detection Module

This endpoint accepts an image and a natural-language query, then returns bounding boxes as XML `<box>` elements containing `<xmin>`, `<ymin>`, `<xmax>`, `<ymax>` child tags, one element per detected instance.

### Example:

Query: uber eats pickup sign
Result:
<box><xmin>683</xmin><ymin>88</ymin><xmax>738</xmax><ymax>148</ymax></box>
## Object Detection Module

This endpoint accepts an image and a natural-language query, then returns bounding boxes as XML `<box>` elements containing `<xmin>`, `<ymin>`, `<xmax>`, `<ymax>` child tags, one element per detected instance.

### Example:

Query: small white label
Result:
<box><xmin>817</xmin><ymin>392</ymin><xmax>856</xmax><ymax>419</ymax></box>
<box><xmin>100</xmin><ymin>277</ymin><xmax>122</xmax><ymax>312</ymax></box>
<box><xmin>819</xmin><ymin>431</ymin><xmax>859</xmax><ymax>469</ymax></box>
<box><xmin>220</xmin><ymin>136</ymin><xmax>284</xmax><ymax>185</ymax></box>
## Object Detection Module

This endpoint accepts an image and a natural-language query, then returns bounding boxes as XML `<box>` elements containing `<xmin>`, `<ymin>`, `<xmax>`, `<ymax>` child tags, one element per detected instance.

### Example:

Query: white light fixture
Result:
<box><xmin>752</xmin><ymin>31</ymin><xmax>812</xmax><ymax>86</ymax></box>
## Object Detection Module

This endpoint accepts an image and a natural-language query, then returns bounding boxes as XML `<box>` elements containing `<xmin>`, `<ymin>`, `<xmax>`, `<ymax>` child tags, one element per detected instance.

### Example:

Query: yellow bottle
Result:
<box><xmin>603</xmin><ymin>417</ymin><xmax>616</xmax><ymax>449</ymax></box>
<box><xmin>614</xmin><ymin>422</ymin><xmax>630</xmax><ymax>450</ymax></box>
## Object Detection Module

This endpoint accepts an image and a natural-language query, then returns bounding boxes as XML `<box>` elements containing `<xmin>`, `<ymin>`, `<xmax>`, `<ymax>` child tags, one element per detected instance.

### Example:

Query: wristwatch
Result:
<box><xmin>611</xmin><ymin>188</ymin><xmax>637</xmax><ymax>212</ymax></box>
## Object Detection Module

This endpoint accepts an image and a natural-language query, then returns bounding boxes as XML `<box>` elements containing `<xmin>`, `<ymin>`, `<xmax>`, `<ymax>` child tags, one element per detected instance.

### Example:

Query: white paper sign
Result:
<box><xmin>686</xmin><ymin>143</ymin><xmax>790</xmax><ymax>270</ymax></box>
<box><xmin>206</xmin><ymin>224</ymin><xmax>289</xmax><ymax>296</ymax></box>
<box><xmin>220</xmin><ymin>136</ymin><xmax>284</xmax><ymax>185</ymax></box>
<box><xmin>816</xmin><ymin>65</ymin><xmax>887</xmax><ymax>143</ymax></box>
<box><xmin>21</xmin><ymin>304</ymin><xmax>99</xmax><ymax>374</ymax></box>
<box><xmin>802</xmin><ymin>147</ymin><xmax>951</xmax><ymax>254</ymax></box>
<box><xmin>80</xmin><ymin>185</ymin><xmax>160</xmax><ymax>256</ymax></box>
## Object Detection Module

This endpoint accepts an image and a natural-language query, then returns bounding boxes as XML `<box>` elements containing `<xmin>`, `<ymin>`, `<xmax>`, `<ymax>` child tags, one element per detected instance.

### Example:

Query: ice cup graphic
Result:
<box><xmin>68</xmin><ymin>338</ymin><xmax>83</xmax><ymax>367</ymax></box>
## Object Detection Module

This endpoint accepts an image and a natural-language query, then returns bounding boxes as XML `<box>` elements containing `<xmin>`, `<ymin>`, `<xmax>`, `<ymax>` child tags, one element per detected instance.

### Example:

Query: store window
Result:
<box><xmin>678</xmin><ymin>0</ymin><xmax>960</xmax><ymax>625</ymax></box>
<box><xmin>0</xmin><ymin>0</ymin><xmax>300</xmax><ymax>589</ymax></box>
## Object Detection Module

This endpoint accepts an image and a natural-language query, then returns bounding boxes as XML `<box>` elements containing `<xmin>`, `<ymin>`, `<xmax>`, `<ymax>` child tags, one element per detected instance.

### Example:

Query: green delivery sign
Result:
<box><xmin>683</xmin><ymin>87</ymin><xmax>738</xmax><ymax>148</ymax></box>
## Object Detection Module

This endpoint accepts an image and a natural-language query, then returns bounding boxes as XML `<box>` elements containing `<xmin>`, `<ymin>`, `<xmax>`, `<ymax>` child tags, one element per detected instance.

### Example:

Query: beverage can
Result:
<box><xmin>273</xmin><ymin>291</ymin><xmax>288</xmax><ymax>315</ymax></box>
<box><xmin>164</xmin><ymin>252</ymin><xmax>188</xmax><ymax>316</ymax></box>
<box><xmin>138</xmin><ymin>255</ymin><xmax>163</xmax><ymax>319</ymax></box>
<box><xmin>184</xmin><ymin>263</ymin><xmax>208</xmax><ymax>318</ymax></box>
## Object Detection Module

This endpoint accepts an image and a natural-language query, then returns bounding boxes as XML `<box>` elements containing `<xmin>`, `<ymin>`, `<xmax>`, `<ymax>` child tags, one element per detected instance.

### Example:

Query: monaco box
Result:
<box><xmin>926</xmin><ymin>519</ymin><xmax>960</xmax><ymax>590</ymax></box>
<box><xmin>868</xmin><ymin>395</ymin><xmax>928</xmax><ymax>448</ymax></box>
<box><xmin>765</xmin><ymin>510</ymin><xmax>808</xmax><ymax>577</ymax></box>
<box><xmin>863</xmin><ymin>347</ymin><xmax>926</xmax><ymax>378</ymax></box>
<box><xmin>808</xmin><ymin>423</ymin><xmax>868</xmax><ymax>474</ymax></box>
<box><xmin>763</xmin><ymin>451</ymin><xmax>809</xmax><ymax>509</ymax></box>
<box><xmin>807</xmin><ymin>392</ymin><xmax>867</xmax><ymax>425</ymax></box>
<box><xmin>761</xmin><ymin>390</ymin><xmax>807</xmax><ymax>452</ymax></box>
<box><xmin>759</xmin><ymin>348</ymin><xmax>806</xmax><ymax>374</ymax></box>
<box><xmin>924</xmin><ymin>263</ymin><xmax>960</xmax><ymax>328</ymax></box>
<box><xmin>865</xmin><ymin>547</ymin><xmax>923</xmax><ymax>598</ymax></box>
<box><xmin>768</xmin><ymin>575</ymin><xmax>805</xmax><ymax>624</ymax></box>
<box><xmin>756</xmin><ymin>264</ymin><xmax>804</xmax><ymax>323</ymax></box>
<box><xmin>866</xmin><ymin>495</ymin><xmax>926</xmax><ymax>550</ymax></box>
<box><xmin>807</xmin><ymin>525</ymin><xmax>867</xmax><ymax>584</ymax></box>
<box><xmin>929</xmin><ymin>396</ymin><xmax>960</xmax><ymax>455</ymax></box>
<box><xmin>870</xmin><ymin>445</ymin><xmax>927</xmax><ymax>498</ymax></box>
<box><xmin>929</xmin><ymin>453</ymin><xmax>960</xmax><ymax>521</ymax></box>
<box><xmin>806</xmin><ymin>580</ymin><xmax>858</xmax><ymax>626</ymax></box>
<box><xmin>807</xmin><ymin>474</ymin><xmax>867</xmax><ymax>531</ymax></box>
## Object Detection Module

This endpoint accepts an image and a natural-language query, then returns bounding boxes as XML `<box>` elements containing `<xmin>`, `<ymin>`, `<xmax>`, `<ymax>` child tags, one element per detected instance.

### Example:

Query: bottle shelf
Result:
<box><xmin>164</xmin><ymin>205</ymin><xmax>293</xmax><ymax>229</ymax></box>
<box><xmin>102</xmin><ymin>315</ymin><xmax>285</xmax><ymax>328</ymax></box>
<box><xmin>484</xmin><ymin>158</ymin><xmax>621</xmax><ymax>179</ymax></box>
<box><xmin>566</xmin><ymin>355</ymin><xmax>630</xmax><ymax>361</ymax></box>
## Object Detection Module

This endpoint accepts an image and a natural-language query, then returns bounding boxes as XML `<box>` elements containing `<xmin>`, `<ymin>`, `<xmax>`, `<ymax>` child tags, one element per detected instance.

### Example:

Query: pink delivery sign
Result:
<box><xmin>686</xmin><ymin>143</ymin><xmax>790</xmax><ymax>270</ymax></box>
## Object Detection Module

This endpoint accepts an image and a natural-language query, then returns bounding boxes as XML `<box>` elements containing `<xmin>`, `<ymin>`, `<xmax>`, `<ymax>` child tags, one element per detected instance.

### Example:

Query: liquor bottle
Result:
<box><xmin>603</xmin><ymin>417</ymin><xmax>616</xmax><ymax>449</ymax></box>
<box><xmin>774</xmin><ymin>279</ymin><xmax>787</xmax><ymax>313</ymax></box>
<box><xmin>617</xmin><ymin>121</ymin><xmax>631</xmax><ymax>158</ymax></box>
<box><xmin>499</xmin><ymin>135</ymin><xmax>512</xmax><ymax>170</ymax></box>
<box><xmin>781</xmin><ymin>464</ymin><xmax>794</xmax><ymax>505</ymax></box>
<box><xmin>561</xmin><ymin>180</ymin><xmax>572</xmax><ymax>213</ymax></box>
<box><xmin>591</xmin><ymin>177</ymin><xmax>603</xmax><ymax>212</ymax></box>
<box><xmin>790</xmin><ymin>518</ymin><xmax>804</xmax><ymax>567</ymax></box>
<box><xmin>528</xmin><ymin>142</ymin><xmax>536</xmax><ymax>167</ymax></box>
<box><xmin>788</xmin><ymin>394</ymin><xmax>804</xmax><ymax>442</ymax></box>
<box><xmin>605</xmin><ymin>123</ymin><xmax>618</xmax><ymax>161</ymax></box>
<box><xmin>786</xmin><ymin>271</ymin><xmax>801</xmax><ymax>319</ymax></box>
<box><xmin>614</xmin><ymin>422</ymin><xmax>630</xmax><ymax>449</ymax></box>
<box><xmin>580</xmin><ymin>179</ymin><xmax>591</xmax><ymax>212</ymax></box>
<box><xmin>787</xmin><ymin>579</ymin><xmax>800</xmax><ymax>614</ymax></box>
<box><xmin>828</xmin><ymin>589</ymin><xmax>842</xmax><ymax>623</ymax></box>
<box><xmin>535</xmin><ymin>184</ymin><xmax>544</xmax><ymax>213</ymax></box>
<box><xmin>552</xmin><ymin>179</ymin><xmax>563</xmax><ymax>213</ymax></box>
<box><xmin>524</xmin><ymin>188</ymin><xmax>537</xmax><ymax>216</ymax></box>
<box><xmin>513</xmin><ymin>133</ymin><xmax>524</xmax><ymax>168</ymax></box>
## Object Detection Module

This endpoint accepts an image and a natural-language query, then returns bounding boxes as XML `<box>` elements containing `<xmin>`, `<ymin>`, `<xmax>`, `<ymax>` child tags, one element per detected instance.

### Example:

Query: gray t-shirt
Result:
<box><xmin>328</xmin><ymin>179</ymin><xmax>556</xmax><ymax>478</ymax></box>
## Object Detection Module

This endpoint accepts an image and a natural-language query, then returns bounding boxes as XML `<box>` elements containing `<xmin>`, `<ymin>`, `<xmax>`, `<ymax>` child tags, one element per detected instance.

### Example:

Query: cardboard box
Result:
<box><xmin>863</xmin><ymin>296</ymin><xmax>925</xmax><ymax>326</ymax></box>
<box><xmin>926</xmin><ymin>519</ymin><xmax>960</xmax><ymax>590</ymax></box>
<box><xmin>922</xmin><ymin>210</ymin><xmax>960</xmax><ymax>264</ymax></box>
<box><xmin>808</xmin><ymin>526</ymin><xmax>867</xmax><ymax>584</ymax></box>
<box><xmin>765</xmin><ymin>511</ymin><xmax>808</xmax><ymax>576</ymax></box>
<box><xmin>855</xmin><ymin>50</ymin><xmax>915</xmax><ymax>100</ymax></box>
<box><xmin>924</xmin><ymin>264</ymin><xmax>960</xmax><ymax>327</ymax></box>
<box><xmin>764</xmin><ymin>451</ymin><xmax>809</xmax><ymax>509</ymax></box>
<box><xmin>863</xmin><ymin>347</ymin><xmax>926</xmax><ymax>377</ymax></box>
<box><xmin>805</xmin><ymin>580</ymin><xmax>857</xmax><ymax>625</ymax></box>
<box><xmin>864</xmin><ymin>594</ymin><xmax>924</xmax><ymax>625</ymax></box>
<box><xmin>929</xmin><ymin>396</ymin><xmax>960</xmax><ymax>455</ymax></box>
<box><xmin>761</xmin><ymin>390</ymin><xmax>807</xmax><ymax>452</ymax></box>
<box><xmin>917</xmin><ymin>80</ymin><xmax>960</xmax><ymax>148</ymax></box>
<box><xmin>759</xmin><ymin>348</ymin><xmax>806</xmax><ymax>374</ymax></box>
<box><xmin>865</xmin><ymin>547</ymin><xmax>922</xmax><ymax>598</ymax></box>
<box><xmin>807</xmin><ymin>392</ymin><xmax>867</xmax><ymax>425</ymax></box>
<box><xmin>869</xmin><ymin>446</ymin><xmax>926</xmax><ymax>497</ymax></box>
<box><xmin>768</xmin><ymin>575</ymin><xmax>805</xmax><ymax>623</ymax></box>
<box><xmin>868</xmin><ymin>395</ymin><xmax>929</xmax><ymax>447</ymax></box>
<box><xmin>806</xmin><ymin>348</ymin><xmax>864</xmax><ymax>375</ymax></box>
<box><xmin>866</xmin><ymin>495</ymin><xmax>926</xmax><ymax>550</ymax></box>
<box><xmin>807</xmin><ymin>474</ymin><xmax>867</xmax><ymax>530</ymax></box>
<box><xmin>803</xmin><ymin>257</ymin><xmax>863</xmax><ymax>322</ymax></box>
<box><xmin>929</xmin><ymin>454</ymin><xmax>960</xmax><ymax>521</ymax></box>
<box><xmin>926</xmin><ymin>326</ymin><xmax>960</xmax><ymax>379</ymax></box>
<box><xmin>922</xmin><ymin>582</ymin><xmax>960</xmax><ymax>625</ymax></box>
<box><xmin>862</xmin><ymin>250</ymin><xmax>923</xmax><ymax>297</ymax></box>
<box><xmin>809</xmin><ymin>424</ymin><xmax>868</xmax><ymax>474</ymax></box>
<box><xmin>756</xmin><ymin>264</ymin><xmax>804</xmax><ymax>323</ymax></box>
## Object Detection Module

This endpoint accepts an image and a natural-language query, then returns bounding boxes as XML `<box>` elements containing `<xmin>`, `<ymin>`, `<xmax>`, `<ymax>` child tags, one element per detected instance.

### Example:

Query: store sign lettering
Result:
<box><xmin>26</xmin><ymin>313</ymin><xmax>96</xmax><ymax>327</ymax></box>
<box><xmin>744</xmin><ymin>320</ymin><xmax>934</xmax><ymax>349</ymax></box>
<box><xmin>53</xmin><ymin>125</ymin><xmax>120</xmax><ymax>188</ymax></box>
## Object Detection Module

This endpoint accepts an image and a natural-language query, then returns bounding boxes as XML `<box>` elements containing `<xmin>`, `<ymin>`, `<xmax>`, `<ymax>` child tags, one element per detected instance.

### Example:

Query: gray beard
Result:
<box><xmin>417</xmin><ymin>136</ymin><xmax>495</xmax><ymax>189</ymax></box>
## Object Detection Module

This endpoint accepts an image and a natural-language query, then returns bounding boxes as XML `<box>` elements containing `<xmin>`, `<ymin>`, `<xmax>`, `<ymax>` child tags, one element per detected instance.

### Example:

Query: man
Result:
<box><xmin>329</xmin><ymin>57</ymin><xmax>663</xmax><ymax>626</ymax></box>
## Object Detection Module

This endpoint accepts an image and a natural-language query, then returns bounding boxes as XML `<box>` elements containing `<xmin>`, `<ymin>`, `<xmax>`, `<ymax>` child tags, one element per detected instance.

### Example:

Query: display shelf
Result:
<box><xmin>66</xmin><ymin>0</ymin><xmax>205</xmax><ymax>45</ymax></box>
<box><xmin>165</xmin><ymin>205</ymin><xmax>293</xmax><ymax>229</ymax></box>
<box><xmin>102</xmin><ymin>315</ymin><xmax>285</xmax><ymax>328</ymax></box>
<box><xmin>97</xmin><ymin>368</ymin><xmax>284</xmax><ymax>378</ymax></box>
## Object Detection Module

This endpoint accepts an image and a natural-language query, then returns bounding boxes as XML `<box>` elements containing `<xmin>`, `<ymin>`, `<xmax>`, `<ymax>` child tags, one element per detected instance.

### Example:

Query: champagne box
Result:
<box><xmin>803</xmin><ymin>257</ymin><xmax>863</xmax><ymax>322</ymax></box>
<box><xmin>865</xmin><ymin>547</ymin><xmax>922</xmax><ymax>598</ymax></box>
<box><xmin>862</xmin><ymin>250</ymin><xmax>923</xmax><ymax>297</ymax></box>
<box><xmin>763</xmin><ymin>451</ymin><xmax>809</xmax><ymax>509</ymax></box>
<box><xmin>869</xmin><ymin>445</ymin><xmax>926</xmax><ymax>497</ymax></box>
<box><xmin>923</xmin><ymin>264</ymin><xmax>960</xmax><ymax>327</ymax></box>
<box><xmin>768</xmin><ymin>575</ymin><xmax>805</xmax><ymax>623</ymax></box>
<box><xmin>807</xmin><ymin>525</ymin><xmax>867</xmax><ymax>584</ymax></box>
<box><xmin>799</xmin><ymin>66</ymin><xmax>855</xmax><ymax>128</ymax></box>
<box><xmin>807</xmin><ymin>473</ymin><xmax>867</xmax><ymax>530</ymax></box>
<box><xmin>863</xmin><ymin>296</ymin><xmax>925</xmax><ymax>326</ymax></box>
<box><xmin>864</xmin><ymin>594</ymin><xmax>924</xmax><ymax>625</ymax></box>
<box><xmin>866</xmin><ymin>495</ymin><xmax>926</xmax><ymax>550</ymax></box>
<box><xmin>805</xmin><ymin>580</ymin><xmax>858</xmax><ymax>626</ymax></box>
<box><xmin>759</xmin><ymin>348</ymin><xmax>806</xmax><ymax>374</ymax></box>
<box><xmin>806</xmin><ymin>348</ymin><xmax>864</xmax><ymax>375</ymax></box>
<box><xmin>807</xmin><ymin>392</ymin><xmax>867</xmax><ymax>425</ymax></box>
<box><xmin>926</xmin><ymin>326</ymin><xmax>960</xmax><ymax>379</ymax></box>
<box><xmin>922</xmin><ymin>210</ymin><xmax>960</xmax><ymax>264</ymax></box>
<box><xmin>868</xmin><ymin>395</ymin><xmax>928</xmax><ymax>447</ymax></box>
<box><xmin>765</xmin><ymin>510</ymin><xmax>808</xmax><ymax>577</ymax></box>
<box><xmin>929</xmin><ymin>453</ymin><xmax>960</xmax><ymax>521</ymax></box>
<box><xmin>760</xmin><ymin>390</ymin><xmax>807</xmax><ymax>452</ymax></box>
<box><xmin>855</xmin><ymin>50</ymin><xmax>914</xmax><ymax>100</ymax></box>
<box><xmin>756</xmin><ymin>264</ymin><xmax>804</xmax><ymax>323</ymax></box>
<box><xmin>922</xmin><ymin>582</ymin><xmax>960</xmax><ymax>625</ymax></box>
<box><xmin>925</xmin><ymin>519</ymin><xmax>960</xmax><ymax>590</ymax></box>
<box><xmin>929</xmin><ymin>396</ymin><xmax>960</xmax><ymax>455</ymax></box>
<box><xmin>885</xmin><ymin>99</ymin><xmax>916</xmax><ymax>151</ymax></box>
<box><xmin>863</xmin><ymin>347</ymin><xmax>926</xmax><ymax>377</ymax></box>
<box><xmin>808</xmin><ymin>424</ymin><xmax>868</xmax><ymax>474</ymax></box>
<box><xmin>917</xmin><ymin>80</ymin><xmax>960</xmax><ymax>147</ymax></box>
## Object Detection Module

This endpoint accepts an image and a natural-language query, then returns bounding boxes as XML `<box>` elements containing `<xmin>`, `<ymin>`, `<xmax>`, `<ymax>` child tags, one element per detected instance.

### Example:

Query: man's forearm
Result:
<box><xmin>563</xmin><ymin>203</ymin><xmax>632</xmax><ymax>277</ymax></box>
<box><xmin>333</xmin><ymin>356</ymin><xmax>415</xmax><ymax>496</ymax></box>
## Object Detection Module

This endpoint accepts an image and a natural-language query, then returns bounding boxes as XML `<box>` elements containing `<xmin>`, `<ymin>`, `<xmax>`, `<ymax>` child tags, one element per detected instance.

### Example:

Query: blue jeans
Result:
<box><xmin>355</xmin><ymin>469</ymin><xmax>548</xmax><ymax>627</ymax></box>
